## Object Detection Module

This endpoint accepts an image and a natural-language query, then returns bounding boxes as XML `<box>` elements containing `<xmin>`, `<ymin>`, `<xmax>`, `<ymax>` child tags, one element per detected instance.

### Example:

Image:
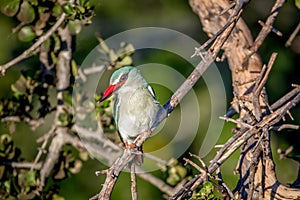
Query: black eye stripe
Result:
<box><xmin>120</xmin><ymin>73</ymin><xmax>128</xmax><ymax>82</ymax></box>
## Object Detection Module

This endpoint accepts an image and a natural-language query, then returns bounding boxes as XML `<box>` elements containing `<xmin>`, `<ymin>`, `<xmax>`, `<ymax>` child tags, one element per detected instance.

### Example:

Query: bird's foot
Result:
<box><xmin>124</xmin><ymin>141</ymin><xmax>142</xmax><ymax>151</ymax></box>
<box><xmin>124</xmin><ymin>141</ymin><xmax>143</xmax><ymax>165</ymax></box>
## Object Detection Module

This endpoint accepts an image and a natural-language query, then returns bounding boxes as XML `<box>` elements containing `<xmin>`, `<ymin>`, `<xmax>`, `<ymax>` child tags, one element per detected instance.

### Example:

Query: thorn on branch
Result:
<box><xmin>272</xmin><ymin>124</ymin><xmax>300</xmax><ymax>131</ymax></box>
<box><xmin>277</xmin><ymin>146</ymin><xmax>294</xmax><ymax>160</ymax></box>
<box><xmin>244</xmin><ymin>0</ymin><xmax>285</xmax><ymax>67</ymax></box>
<box><xmin>258</xmin><ymin>20</ymin><xmax>282</xmax><ymax>36</ymax></box>
<box><xmin>95</xmin><ymin>169</ymin><xmax>109</xmax><ymax>176</ymax></box>
<box><xmin>219</xmin><ymin>116</ymin><xmax>253</xmax><ymax>129</ymax></box>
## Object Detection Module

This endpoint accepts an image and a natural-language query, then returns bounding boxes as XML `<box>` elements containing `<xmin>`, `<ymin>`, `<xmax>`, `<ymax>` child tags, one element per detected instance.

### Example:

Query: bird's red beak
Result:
<box><xmin>99</xmin><ymin>84</ymin><xmax>117</xmax><ymax>103</ymax></box>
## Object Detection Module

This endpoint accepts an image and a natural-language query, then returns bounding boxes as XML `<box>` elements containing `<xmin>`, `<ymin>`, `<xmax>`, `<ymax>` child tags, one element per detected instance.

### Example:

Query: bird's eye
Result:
<box><xmin>119</xmin><ymin>74</ymin><xmax>128</xmax><ymax>82</ymax></box>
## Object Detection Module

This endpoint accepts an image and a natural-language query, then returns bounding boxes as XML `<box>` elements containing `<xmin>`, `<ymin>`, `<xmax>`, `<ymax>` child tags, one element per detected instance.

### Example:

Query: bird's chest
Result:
<box><xmin>115</xmin><ymin>89</ymin><xmax>156</xmax><ymax>139</ymax></box>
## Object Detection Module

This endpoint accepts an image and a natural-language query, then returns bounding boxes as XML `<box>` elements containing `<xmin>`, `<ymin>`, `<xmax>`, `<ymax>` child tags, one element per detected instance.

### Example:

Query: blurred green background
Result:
<box><xmin>0</xmin><ymin>0</ymin><xmax>300</xmax><ymax>199</ymax></box>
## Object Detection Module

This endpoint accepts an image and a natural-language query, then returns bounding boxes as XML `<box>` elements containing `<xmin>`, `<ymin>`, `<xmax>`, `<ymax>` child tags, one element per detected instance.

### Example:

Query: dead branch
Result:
<box><xmin>170</xmin><ymin>0</ymin><xmax>300</xmax><ymax>199</ymax></box>
<box><xmin>246</xmin><ymin>0</ymin><xmax>285</xmax><ymax>61</ymax></box>
<box><xmin>252</xmin><ymin>53</ymin><xmax>277</xmax><ymax>121</ymax></box>
<box><xmin>94</xmin><ymin>0</ymin><xmax>244</xmax><ymax>197</ymax></box>
<box><xmin>171</xmin><ymin>88</ymin><xmax>300</xmax><ymax>199</ymax></box>
<box><xmin>0</xmin><ymin>161</ymin><xmax>42</xmax><ymax>169</ymax></box>
<box><xmin>286</xmin><ymin>22</ymin><xmax>300</xmax><ymax>47</ymax></box>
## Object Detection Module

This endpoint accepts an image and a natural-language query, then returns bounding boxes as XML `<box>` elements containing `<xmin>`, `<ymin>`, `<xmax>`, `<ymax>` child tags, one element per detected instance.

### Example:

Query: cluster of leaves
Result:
<box><xmin>96</xmin><ymin>38</ymin><xmax>135</xmax><ymax>69</ymax></box>
<box><xmin>0</xmin><ymin>134</ymin><xmax>89</xmax><ymax>199</ymax></box>
<box><xmin>160</xmin><ymin>158</ymin><xmax>224</xmax><ymax>199</ymax></box>
<box><xmin>159</xmin><ymin>158</ymin><xmax>188</xmax><ymax>186</ymax></box>
<box><xmin>0</xmin><ymin>0</ymin><xmax>95</xmax><ymax>198</ymax></box>
<box><xmin>0</xmin><ymin>75</ymin><xmax>37</xmax><ymax>120</ymax></box>
<box><xmin>0</xmin><ymin>0</ymin><xmax>95</xmax><ymax>120</ymax></box>
<box><xmin>53</xmin><ymin>146</ymin><xmax>88</xmax><ymax>181</ymax></box>
<box><xmin>0</xmin><ymin>135</ymin><xmax>41</xmax><ymax>199</ymax></box>
<box><xmin>191</xmin><ymin>182</ymin><xmax>216</xmax><ymax>200</ymax></box>
<box><xmin>0</xmin><ymin>0</ymin><xmax>94</xmax><ymax>42</ymax></box>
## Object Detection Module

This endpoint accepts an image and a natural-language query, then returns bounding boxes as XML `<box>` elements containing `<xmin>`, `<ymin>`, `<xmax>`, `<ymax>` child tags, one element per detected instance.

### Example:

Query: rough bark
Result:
<box><xmin>190</xmin><ymin>0</ymin><xmax>300</xmax><ymax>199</ymax></box>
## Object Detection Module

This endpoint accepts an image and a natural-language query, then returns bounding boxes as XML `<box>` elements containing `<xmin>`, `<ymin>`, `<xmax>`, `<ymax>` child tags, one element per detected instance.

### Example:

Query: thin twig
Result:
<box><xmin>252</xmin><ymin>53</ymin><xmax>277</xmax><ymax>121</ymax></box>
<box><xmin>277</xmin><ymin>145</ymin><xmax>294</xmax><ymax>160</ymax></box>
<box><xmin>31</xmin><ymin>127</ymin><xmax>56</xmax><ymax>171</ymax></box>
<box><xmin>191</xmin><ymin>0</ymin><xmax>250</xmax><ymax>55</ymax></box>
<box><xmin>215</xmin><ymin>167</ymin><xmax>235</xmax><ymax>199</ymax></box>
<box><xmin>270</xmin><ymin>86</ymin><xmax>300</xmax><ymax>110</ymax></box>
<box><xmin>136</xmin><ymin>167</ymin><xmax>177</xmax><ymax>196</ymax></box>
<box><xmin>172</xmin><ymin>91</ymin><xmax>300</xmax><ymax>198</ymax></box>
<box><xmin>184</xmin><ymin>158</ymin><xmax>207</xmax><ymax>175</ymax></box>
<box><xmin>188</xmin><ymin>152</ymin><xmax>207</xmax><ymax>171</ymax></box>
<box><xmin>219</xmin><ymin>116</ymin><xmax>253</xmax><ymax>129</ymax></box>
<box><xmin>131</xmin><ymin>163</ymin><xmax>138</xmax><ymax>200</ymax></box>
<box><xmin>0</xmin><ymin>13</ymin><xmax>67</xmax><ymax>75</ymax></box>
<box><xmin>286</xmin><ymin>22</ymin><xmax>300</xmax><ymax>47</ymax></box>
<box><xmin>272</xmin><ymin>124</ymin><xmax>300</xmax><ymax>131</ymax></box>
<box><xmin>258</xmin><ymin>20</ymin><xmax>282</xmax><ymax>36</ymax></box>
<box><xmin>245</xmin><ymin>0</ymin><xmax>286</xmax><ymax>64</ymax></box>
<box><xmin>1</xmin><ymin>161</ymin><xmax>42</xmax><ymax>169</ymax></box>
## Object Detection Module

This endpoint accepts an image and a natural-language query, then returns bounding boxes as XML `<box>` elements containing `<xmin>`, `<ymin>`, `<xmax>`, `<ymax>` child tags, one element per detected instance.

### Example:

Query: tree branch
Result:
<box><xmin>0</xmin><ymin>12</ymin><xmax>67</xmax><ymax>75</ymax></box>
<box><xmin>95</xmin><ymin>1</ymin><xmax>243</xmax><ymax>197</ymax></box>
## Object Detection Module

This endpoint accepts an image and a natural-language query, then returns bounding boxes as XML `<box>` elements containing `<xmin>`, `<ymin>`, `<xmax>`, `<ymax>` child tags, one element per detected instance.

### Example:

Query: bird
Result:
<box><xmin>98</xmin><ymin>66</ymin><xmax>162</xmax><ymax>165</ymax></box>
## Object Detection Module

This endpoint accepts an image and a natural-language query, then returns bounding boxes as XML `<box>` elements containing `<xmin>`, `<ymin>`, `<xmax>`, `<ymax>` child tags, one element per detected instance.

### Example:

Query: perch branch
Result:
<box><xmin>95</xmin><ymin>3</ymin><xmax>241</xmax><ymax>198</ymax></box>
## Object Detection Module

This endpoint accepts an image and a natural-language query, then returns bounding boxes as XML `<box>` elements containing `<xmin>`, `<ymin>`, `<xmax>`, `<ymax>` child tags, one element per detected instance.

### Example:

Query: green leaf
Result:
<box><xmin>296</xmin><ymin>0</ymin><xmax>300</xmax><ymax>9</ymax></box>
<box><xmin>175</xmin><ymin>165</ymin><xmax>187</xmax><ymax>179</ymax></box>
<box><xmin>63</xmin><ymin>91</ymin><xmax>73</xmax><ymax>106</ymax></box>
<box><xmin>27</xmin><ymin>0</ymin><xmax>38</xmax><ymax>6</ymax></box>
<box><xmin>62</xmin><ymin>3</ymin><xmax>75</xmax><ymax>15</ymax></box>
<box><xmin>52</xmin><ymin>194</ymin><xmax>65</xmax><ymax>200</ymax></box>
<box><xmin>17</xmin><ymin>1</ymin><xmax>35</xmax><ymax>23</ymax></box>
<box><xmin>167</xmin><ymin>173</ymin><xmax>180</xmax><ymax>185</ymax></box>
<box><xmin>0</xmin><ymin>0</ymin><xmax>20</xmax><ymax>17</ymax></box>
<box><xmin>67</xmin><ymin>20</ymin><xmax>82</xmax><ymax>35</ymax></box>
<box><xmin>11</xmin><ymin>75</ymin><xmax>27</xmax><ymax>96</ymax></box>
<box><xmin>109</xmin><ymin>50</ymin><xmax>118</xmax><ymax>63</ymax></box>
<box><xmin>18</xmin><ymin>26</ymin><xmax>36</xmax><ymax>42</ymax></box>
<box><xmin>79</xmin><ymin>151</ymin><xmax>89</xmax><ymax>161</ymax></box>
<box><xmin>0</xmin><ymin>166</ymin><xmax>5</xmax><ymax>179</ymax></box>
<box><xmin>97</xmin><ymin>37</ymin><xmax>110</xmax><ymax>53</ymax></box>
<box><xmin>79</xmin><ymin>0</ymin><xmax>89</xmax><ymax>6</ymax></box>
<box><xmin>4</xmin><ymin>180</ymin><xmax>10</xmax><ymax>193</ymax></box>
<box><xmin>77</xmin><ymin>5</ymin><xmax>85</xmax><ymax>13</ymax></box>
<box><xmin>53</xmin><ymin>2</ymin><xmax>63</xmax><ymax>16</ymax></box>
<box><xmin>115</xmin><ymin>56</ymin><xmax>132</xmax><ymax>68</ymax></box>
<box><xmin>71</xmin><ymin>60</ymin><xmax>78</xmax><ymax>76</ymax></box>
<box><xmin>58</xmin><ymin>113</ymin><xmax>70</xmax><ymax>126</ymax></box>
<box><xmin>25</xmin><ymin>171</ymin><xmax>36</xmax><ymax>186</ymax></box>
<box><xmin>41</xmin><ymin>39</ymin><xmax>51</xmax><ymax>52</ymax></box>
